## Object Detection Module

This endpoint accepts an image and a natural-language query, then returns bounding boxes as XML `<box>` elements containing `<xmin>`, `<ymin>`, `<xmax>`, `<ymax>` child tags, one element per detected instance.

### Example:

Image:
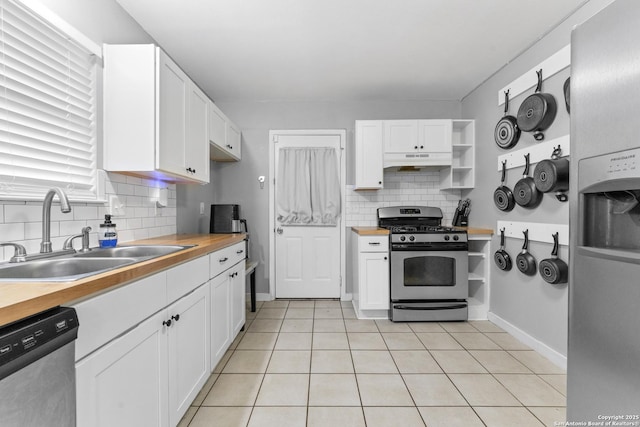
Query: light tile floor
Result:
<box><xmin>179</xmin><ymin>300</ymin><xmax>566</xmax><ymax>427</ymax></box>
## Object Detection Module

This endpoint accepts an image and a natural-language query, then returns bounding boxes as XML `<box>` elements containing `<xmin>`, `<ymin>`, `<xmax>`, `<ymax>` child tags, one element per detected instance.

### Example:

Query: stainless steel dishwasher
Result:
<box><xmin>0</xmin><ymin>307</ymin><xmax>79</xmax><ymax>427</ymax></box>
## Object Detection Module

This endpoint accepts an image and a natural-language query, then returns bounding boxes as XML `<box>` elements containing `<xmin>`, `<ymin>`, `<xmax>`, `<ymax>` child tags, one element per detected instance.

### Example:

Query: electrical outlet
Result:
<box><xmin>199</xmin><ymin>202</ymin><xmax>205</xmax><ymax>215</ymax></box>
<box><xmin>109</xmin><ymin>195</ymin><xmax>125</xmax><ymax>216</ymax></box>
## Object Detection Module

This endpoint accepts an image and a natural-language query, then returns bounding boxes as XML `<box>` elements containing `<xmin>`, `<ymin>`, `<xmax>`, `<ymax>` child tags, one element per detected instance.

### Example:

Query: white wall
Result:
<box><xmin>461</xmin><ymin>0</ymin><xmax>615</xmax><ymax>358</ymax></box>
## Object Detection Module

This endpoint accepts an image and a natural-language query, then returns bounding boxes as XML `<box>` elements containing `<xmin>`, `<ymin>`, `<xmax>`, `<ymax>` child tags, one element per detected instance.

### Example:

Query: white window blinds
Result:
<box><xmin>0</xmin><ymin>0</ymin><xmax>99</xmax><ymax>201</ymax></box>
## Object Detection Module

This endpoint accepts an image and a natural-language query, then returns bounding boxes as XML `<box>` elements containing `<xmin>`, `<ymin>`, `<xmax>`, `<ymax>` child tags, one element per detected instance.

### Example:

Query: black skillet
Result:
<box><xmin>494</xmin><ymin>228</ymin><xmax>512</xmax><ymax>271</ymax></box>
<box><xmin>495</xmin><ymin>90</ymin><xmax>520</xmax><ymax>149</ymax></box>
<box><xmin>494</xmin><ymin>160</ymin><xmax>515</xmax><ymax>212</ymax></box>
<box><xmin>517</xmin><ymin>69</ymin><xmax>557</xmax><ymax>141</ymax></box>
<box><xmin>533</xmin><ymin>145</ymin><xmax>569</xmax><ymax>202</ymax></box>
<box><xmin>539</xmin><ymin>232</ymin><xmax>568</xmax><ymax>284</ymax></box>
<box><xmin>516</xmin><ymin>229</ymin><xmax>537</xmax><ymax>276</ymax></box>
<box><xmin>514</xmin><ymin>153</ymin><xmax>542</xmax><ymax>208</ymax></box>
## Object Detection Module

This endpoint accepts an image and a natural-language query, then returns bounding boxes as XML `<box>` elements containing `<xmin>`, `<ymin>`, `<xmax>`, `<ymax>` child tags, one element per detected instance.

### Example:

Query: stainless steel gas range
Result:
<box><xmin>377</xmin><ymin>206</ymin><xmax>469</xmax><ymax>322</ymax></box>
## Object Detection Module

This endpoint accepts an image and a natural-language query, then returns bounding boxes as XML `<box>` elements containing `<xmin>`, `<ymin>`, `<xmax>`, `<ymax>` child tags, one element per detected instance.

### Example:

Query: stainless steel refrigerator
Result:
<box><xmin>569</xmin><ymin>0</ymin><xmax>640</xmax><ymax>420</ymax></box>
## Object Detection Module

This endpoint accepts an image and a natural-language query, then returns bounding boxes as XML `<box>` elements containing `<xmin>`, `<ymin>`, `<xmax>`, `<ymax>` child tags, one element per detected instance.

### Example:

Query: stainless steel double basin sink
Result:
<box><xmin>0</xmin><ymin>245</ymin><xmax>194</xmax><ymax>282</ymax></box>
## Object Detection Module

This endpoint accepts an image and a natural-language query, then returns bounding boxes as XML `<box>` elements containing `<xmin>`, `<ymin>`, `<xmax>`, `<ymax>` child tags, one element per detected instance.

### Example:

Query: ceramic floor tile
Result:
<box><xmin>247</xmin><ymin>406</ymin><xmax>307</xmax><ymax>427</ymax></box>
<box><xmin>311</xmin><ymin>350</ymin><xmax>354</xmax><ymax>373</ymax></box>
<box><xmin>255</xmin><ymin>374</ymin><xmax>309</xmax><ymax>406</ymax></box>
<box><xmin>177</xmin><ymin>406</ymin><xmax>197</xmax><ymax>427</ymax></box>
<box><xmin>344</xmin><ymin>319</ymin><xmax>378</xmax><ymax>332</ymax></box>
<box><xmin>439</xmin><ymin>322</ymin><xmax>477</xmax><ymax>333</ymax></box>
<box><xmin>256</xmin><ymin>308</ymin><xmax>287</xmax><ymax>319</ymax></box>
<box><xmin>418</xmin><ymin>406</ymin><xmax>485</xmax><ymax>427</ymax></box>
<box><xmin>539</xmin><ymin>374</ymin><xmax>567</xmax><ymax>396</ymax></box>
<box><xmin>362</xmin><ymin>407</ymin><xmax>426</xmax><ymax>427</ymax></box>
<box><xmin>188</xmin><ymin>406</ymin><xmax>252</xmax><ymax>427</ymax></box>
<box><xmin>280</xmin><ymin>319</ymin><xmax>313</xmax><ymax>333</ymax></box>
<box><xmin>287</xmin><ymin>300</ymin><xmax>315</xmax><ymax>308</ymax></box>
<box><xmin>342</xmin><ymin>308</ymin><xmax>357</xmax><ymax>319</ymax></box>
<box><xmin>347</xmin><ymin>332</ymin><xmax>387</xmax><ymax>350</ymax></box>
<box><xmin>203</xmin><ymin>373</ymin><xmax>264</xmax><ymax>406</ymax></box>
<box><xmin>267</xmin><ymin>351</ymin><xmax>311</xmax><ymax>374</ymax></box>
<box><xmin>274</xmin><ymin>333</ymin><xmax>312</xmax><ymax>350</ymax></box>
<box><xmin>474</xmin><ymin>407</ymin><xmax>545</xmax><ymax>427</ymax></box>
<box><xmin>357</xmin><ymin>373</ymin><xmax>413</xmax><ymax>406</ymax></box>
<box><xmin>382</xmin><ymin>332</ymin><xmax>425</xmax><ymax>350</ymax></box>
<box><xmin>229</xmin><ymin>331</ymin><xmax>244</xmax><ymax>350</ymax></box>
<box><xmin>448</xmin><ymin>374</ymin><xmax>521</xmax><ymax>406</ymax></box>
<box><xmin>313</xmin><ymin>319</ymin><xmax>346</xmax><ymax>333</ymax></box>
<box><xmin>451</xmin><ymin>332</ymin><xmax>502</xmax><ymax>350</ymax></box>
<box><xmin>308</xmin><ymin>374</ymin><xmax>361</xmax><ymax>406</ymax></box>
<box><xmin>314</xmin><ymin>308</ymin><xmax>343</xmax><ymax>318</ymax></box>
<box><xmin>375</xmin><ymin>319</ymin><xmax>412</xmax><ymax>332</ymax></box>
<box><xmin>391</xmin><ymin>350</ymin><xmax>443</xmax><ymax>374</ymax></box>
<box><xmin>403</xmin><ymin>374</ymin><xmax>467</xmax><ymax>406</ymax></box>
<box><xmin>486</xmin><ymin>333</ymin><xmax>531</xmax><ymax>350</ymax></box>
<box><xmin>307</xmin><ymin>407</ymin><xmax>365</xmax><ymax>427</ymax></box>
<box><xmin>223</xmin><ymin>350</ymin><xmax>272</xmax><ymax>373</ymax></box>
<box><xmin>312</xmin><ymin>332</ymin><xmax>350</xmax><ymax>350</ymax></box>
<box><xmin>213</xmin><ymin>350</ymin><xmax>233</xmax><ymax>373</ymax></box>
<box><xmin>284</xmin><ymin>308</ymin><xmax>314</xmax><ymax>319</ymax></box>
<box><xmin>314</xmin><ymin>300</ymin><xmax>341</xmax><ymax>308</ymax></box>
<box><xmin>409</xmin><ymin>322</ymin><xmax>446</xmax><ymax>333</ymax></box>
<box><xmin>509</xmin><ymin>351</ymin><xmax>566</xmax><ymax>374</ymax></box>
<box><xmin>248</xmin><ymin>319</ymin><xmax>283</xmax><ymax>333</ymax></box>
<box><xmin>469</xmin><ymin>350</ymin><xmax>531</xmax><ymax>374</ymax></box>
<box><xmin>528</xmin><ymin>407</ymin><xmax>566</xmax><ymax>427</ymax></box>
<box><xmin>351</xmin><ymin>350</ymin><xmax>398</xmax><ymax>373</ymax></box>
<box><xmin>191</xmin><ymin>373</ymin><xmax>219</xmax><ymax>406</ymax></box>
<box><xmin>415</xmin><ymin>332</ymin><xmax>463</xmax><ymax>350</ymax></box>
<box><xmin>261</xmin><ymin>300</ymin><xmax>290</xmax><ymax>308</ymax></box>
<box><xmin>469</xmin><ymin>320</ymin><xmax>504</xmax><ymax>333</ymax></box>
<box><xmin>430</xmin><ymin>350</ymin><xmax>487</xmax><ymax>373</ymax></box>
<box><xmin>494</xmin><ymin>374</ymin><xmax>566</xmax><ymax>406</ymax></box>
<box><xmin>237</xmin><ymin>333</ymin><xmax>278</xmax><ymax>350</ymax></box>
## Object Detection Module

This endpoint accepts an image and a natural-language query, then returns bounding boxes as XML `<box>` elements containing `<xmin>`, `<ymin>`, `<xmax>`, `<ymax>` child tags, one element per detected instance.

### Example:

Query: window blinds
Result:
<box><xmin>0</xmin><ymin>0</ymin><xmax>99</xmax><ymax>201</ymax></box>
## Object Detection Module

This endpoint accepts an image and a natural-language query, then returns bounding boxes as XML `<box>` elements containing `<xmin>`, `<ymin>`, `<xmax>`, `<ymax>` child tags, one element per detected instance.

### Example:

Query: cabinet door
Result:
<box><xmin>208</xmin><ymin>101</ymin><xmax>227</xmax><ymax>147</ymax></box>
<box><xmin>157</xmin><ymin>50</ymin><xmax>188</xmax><ymax>177</ymax></box>
<box><xmin>418</xmin><ymin>120</ymin><xmax>452</xmax><ymax>153</ymax></box>
<box><xmin>358</xmin><ymin>252</ymin><xmax>389</xmax><ymax>310</ymax></box>
<box><xmin>355</xmin><ymin>120</ymin><xmax>383</xmax><ymax>189</ymax></box>
<box><xmin>383</xmin><ymin>120</ymin><xmax>418</xmax><ymax>153</ymax></box>
<box><xmin>185</xmin><ymin>83</ymin><xmax>210</xmax><ymax>183</ymax></box>
<box><xmin>76</xmin><ymin>310</ymin><xmax>168</xmax><ymax>427</ymax></box>
<box><xmin>210</xmin><ymin>273</ymin><xmax>231</xmax><ymax>371</ymax></box>
<box><xmin>167</xmin><ymin>284</ymin><xmax>210</xmax><ymax>427</ymax></box>
<box><xmin>230</xmin><ymin>262</ymin><xmax>246</xmax><ymax>337</ymax></box>
<box><xmin>227</xmin><ymin>121</ymin><xmax>242</xmax><ymax>160</ymax></box>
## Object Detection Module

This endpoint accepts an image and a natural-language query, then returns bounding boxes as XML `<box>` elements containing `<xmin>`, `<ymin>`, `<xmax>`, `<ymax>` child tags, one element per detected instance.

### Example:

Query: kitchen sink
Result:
<box><xmin>72</xmin><ymin>245</ymin><xmax>193</xmax><ymax>259</ymax></box>
<box><xmin>0</xmin><ymin>257</ymin><xmax>139</xmax><ymax>282</ymax></box>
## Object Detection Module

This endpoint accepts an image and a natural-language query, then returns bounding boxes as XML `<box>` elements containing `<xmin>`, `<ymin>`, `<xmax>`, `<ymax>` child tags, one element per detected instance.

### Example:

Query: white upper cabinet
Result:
<box><xmin>104</xmin><ymin>44</ymin><xmax>209</xmax><ymax>183</ymax></box>
<box><xmin>382</xmin><ymin>119</ymin><xmax>452</xmax><ymax>168</ymax></box>
<box><xmin>417</xmin><ymin>120</ymin><xmax>452</xmax><ymax>153</ymax></box>
<box><xmin>354</xmin><ymin>120</ymin><xmax>384</xmax><ymax>190</ymax></box>
<box><xmin>209</xmin><ymin>101</ymin><xmax>241</xmax><ymax>162</ymax></box>
<box><xmin>383</xmin><ymin>120</ymin><xmax>419</xmax><ymax>153</ymax></box>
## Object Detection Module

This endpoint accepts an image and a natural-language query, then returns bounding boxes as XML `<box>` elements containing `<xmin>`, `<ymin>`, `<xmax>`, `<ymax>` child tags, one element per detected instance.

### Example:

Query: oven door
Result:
<box><xmin>390</xmin><ymin>249</ymin><xmax>468</xmax><ymax>301</ymax></box>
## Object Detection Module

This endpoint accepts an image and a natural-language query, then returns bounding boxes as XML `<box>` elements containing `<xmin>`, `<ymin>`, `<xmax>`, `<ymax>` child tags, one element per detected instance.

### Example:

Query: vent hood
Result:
<box><xmin>383</xmin><ymin>151</ymin><xmax>452</xmax><ymax>169</ymax></box>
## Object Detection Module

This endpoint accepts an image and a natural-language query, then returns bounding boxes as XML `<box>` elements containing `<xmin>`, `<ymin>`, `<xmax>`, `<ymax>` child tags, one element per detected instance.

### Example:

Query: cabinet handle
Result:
<box><xmin>369</xmin><ymin>242</ymin><xmax>381</xmax><ymax>246</ymax></box>
<box><xmin>414</xmin><ymin>145</ymin><xmax>418</xmax><ymax>150</ymax></box>
<box><xmin>226</xmin><ymin>144</ymin><xmax>232</xmax><ymax>149</ymax></box>
<box><xmin>171</xmin><ymin>314</ymin><xmax>180</xmax><ymax>322</ymax></box>
<box><xmin>162</xmin><ymin>319</ymin><xmax>172</xmax><ymax>327</ymax></box>
<box><xmin>236</xmin><ymin>250</ymin><xmax>244</xmax><ymax>254</ymax></box>
<box><xmin>219</xmin><ymin>257</ymin><xmax>229</xmax><ymax>263</ymax></box>
<box><xmin>378</xmin><ymin>181</ymin><xmax>382</xmax><ymax>185</ymax></box>
<box><xmin>420</xmin><ymin>145</ymin><xmax>424</xmax><ymax>149</ymax></box>
<box><xmin>384</xmin><ymin>256</ymin><xmax>388</xmax><ymax>260</ymax></box>
<box><xmin>230</xmin><ymin>272</ymin><xmax>237</xmax><ymax>278</ymax></box>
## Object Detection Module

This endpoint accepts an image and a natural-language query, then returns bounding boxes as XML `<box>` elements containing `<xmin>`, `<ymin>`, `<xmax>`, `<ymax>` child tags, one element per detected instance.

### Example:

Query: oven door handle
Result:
<box><xmin>394</xmin><ymin>304</ymin><xmax>468</xmax><ymax>311</ymax></box>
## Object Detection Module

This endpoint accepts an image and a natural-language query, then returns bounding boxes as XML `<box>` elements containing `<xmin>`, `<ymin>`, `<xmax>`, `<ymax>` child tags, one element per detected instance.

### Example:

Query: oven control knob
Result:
<box><xmin>453</xmin><ymin>235</ymin><xmax>459</xmax><ymax>241</ymax></box>
<box><xmin>400</xmin><ymin>236</ymin><xmax>406</xmax><ymax>242</ymax></box>
<box><xmin>409</xmin><ymin>236</ymin><xmax>415</xmax><ymax>242</ymax></box>
<box><xmin>444</xmin><ymin>235</ymin><xmax>450</xmax><ymax>241</ymax></box>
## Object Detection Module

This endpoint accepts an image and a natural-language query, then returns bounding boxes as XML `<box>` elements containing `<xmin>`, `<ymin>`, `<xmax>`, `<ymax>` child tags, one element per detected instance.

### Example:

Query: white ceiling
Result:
<box><xmin>116</xmin><ymin>0</ymin><xmax>587</xmax><ymax>103</ymax></box>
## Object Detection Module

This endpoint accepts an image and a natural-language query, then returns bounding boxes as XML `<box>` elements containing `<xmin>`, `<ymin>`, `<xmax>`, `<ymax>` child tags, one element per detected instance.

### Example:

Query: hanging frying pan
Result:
<box><xmin>494</xmin><ymin>228</ymin><xmax>512</xmax><ymax>271</ymax></box>
<box><xmin>539</xmin><ymin>232</ymin><xmax>568</xmax><ymax>284</ymax></box>
<box><xmin>533</xmin><ymin>145</ymin><xmax>569</xmax><ymax>202</ymax></box>
<box><xmin>495</xmin><ymin>90</ymin><xmax>521</xmax><ymax>149</ymax></box>
<box><xmin>516</xmin><ymin>229</ymin><xmax>537</xmax><ymax>276</ymax></box>
<box><xmin>494</xmin><ymin>160</ymin><xmax>515</xmax><ymax>211</ymax></box>
<box><xmin>513</xmin><ymin>153</ymin><xmax>542</xmax><ymax>208</ymax></box>
<box><xmin>563</xmin><ymin>77</ymin><xmax>570</xmax><ymax>114</ymax></box>
<box><xmin>517</xmin><ymin>69</ymin><xmax>557</xmax><ymax>141</ymax></box>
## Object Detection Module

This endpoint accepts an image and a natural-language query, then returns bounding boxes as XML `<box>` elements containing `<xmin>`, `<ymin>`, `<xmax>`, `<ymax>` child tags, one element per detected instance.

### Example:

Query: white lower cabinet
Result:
<box><xmin>230</xmin><ymin>261</ymin><xmax>246</xmax><ymax>337</ymax></box>
<box><xmin>351</xmin><ymin>231</ymin><xmax>390</xmax><ymax>318</ymax></box>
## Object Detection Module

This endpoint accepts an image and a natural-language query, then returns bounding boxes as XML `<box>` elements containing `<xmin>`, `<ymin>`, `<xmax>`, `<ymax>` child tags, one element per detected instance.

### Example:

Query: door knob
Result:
<box><xmin>276</xmin><ymin>227</ymin><xmax>283</xmax><ymax>234</ymax></box>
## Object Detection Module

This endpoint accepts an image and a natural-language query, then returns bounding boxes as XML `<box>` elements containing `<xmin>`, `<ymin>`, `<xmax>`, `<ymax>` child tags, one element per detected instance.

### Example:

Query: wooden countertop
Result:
<box><xmin>351</xmin><ymin>227</ymin><xmax>390</xmax><ymax>236</ymax></box>
<box><xmin>455</xmin><ymin>227</ymin><xmax>494</xmax><ymax>235</ymax></box>
<box><xmin>0</xmin><ymin>234</ymin><xmax>245</xmax><ymax>328</ymax></box>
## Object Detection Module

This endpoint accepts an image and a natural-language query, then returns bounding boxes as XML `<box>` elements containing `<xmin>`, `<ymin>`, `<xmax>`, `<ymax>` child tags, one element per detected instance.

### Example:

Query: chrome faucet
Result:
<box><xmin>63</xmin><ymin>226</ymin><xmax>92</xmax><ymax>252</ymax></box>
<box><xmin>0</xmin><ymin>242</ymin><xmax>27</xmax><ymax>263</ymax></box>
<box><xmin>40</xmin><ymin>187</ymin><xmax>71</xmax><ymax>253</ymax></box>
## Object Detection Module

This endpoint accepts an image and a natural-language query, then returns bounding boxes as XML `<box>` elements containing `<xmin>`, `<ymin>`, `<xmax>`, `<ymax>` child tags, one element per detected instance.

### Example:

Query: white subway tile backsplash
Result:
<box><xmin>117</xmin><ymin>183</ymin><xmax>136</xmax><ymax>196</ymax></box>
<box><xmin>4</xmin><ymin>205</ymin><xmax>41</xmax><ymax>223</ymax></box>
<box><xmin>0</xmin><ymin>223</ymin><xmax>25</xmax><ymax>241</ymax></box>
<box><xmin>73</xmin><ymin>206</ymin><xmax>98</xmax><ymax>220</ymax></box>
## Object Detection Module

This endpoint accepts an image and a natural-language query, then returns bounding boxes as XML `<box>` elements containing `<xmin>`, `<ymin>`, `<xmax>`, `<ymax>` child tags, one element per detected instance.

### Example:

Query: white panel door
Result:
<box><xmin>185</xmin><ymin>82</ymin><xmax>210</xmax><ymax>183</ymax></box>
<box><xmin>210</xmin><ymin>273</ymin><xmax>231</xmax><ymax>370</ymax></box>
<box><xmin>418</xmin><ymin>119</ymin><xmax>452</xmax><ymax>153</ymax></box>
<box><xmin>274</xmin><ymin>131</ymin><xmax>343</xmax><ymax>299</ymax></box>
<box><xmin>383</xmin><ymin>120</ymin><xmax>418</xmax><ymax>153</ymax></box>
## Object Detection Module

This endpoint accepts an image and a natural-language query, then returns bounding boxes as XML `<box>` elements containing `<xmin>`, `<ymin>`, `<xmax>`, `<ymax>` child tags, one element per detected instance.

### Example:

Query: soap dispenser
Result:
<box><xmin>98</xmin><ymin>214</ymin><xmax>118</xmax><ymax>248</ymax></box>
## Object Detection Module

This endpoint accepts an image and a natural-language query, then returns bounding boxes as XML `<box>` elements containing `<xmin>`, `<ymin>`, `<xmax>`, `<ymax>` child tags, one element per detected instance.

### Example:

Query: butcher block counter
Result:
<box><xmin>0</xmin><ymin>234</ymin><xmax>245</xmax><ymax>327</ymax></box>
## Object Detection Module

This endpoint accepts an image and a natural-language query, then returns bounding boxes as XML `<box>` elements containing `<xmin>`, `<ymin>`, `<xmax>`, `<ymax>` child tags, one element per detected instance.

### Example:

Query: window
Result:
<box><xmin>0</xmin><ymin>0</ymin><xmax>101</xmax><ymax>201</ymax></box>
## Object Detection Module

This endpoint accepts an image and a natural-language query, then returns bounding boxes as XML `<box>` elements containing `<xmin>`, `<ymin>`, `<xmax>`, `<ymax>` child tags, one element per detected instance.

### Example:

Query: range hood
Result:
<box><xmin>383</xmin><ymin>151</ymin><xmax>452</xmax><ymax>169</ymax></box>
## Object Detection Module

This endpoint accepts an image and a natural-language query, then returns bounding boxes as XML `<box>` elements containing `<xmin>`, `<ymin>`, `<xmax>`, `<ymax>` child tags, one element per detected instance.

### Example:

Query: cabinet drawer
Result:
<box><xmin>167</xmin><ymin>256</ymin><xmax>209</xmax><ymax>303</ymax></box>
<box><xmin>71</xmin><ymin>271</ymin><xmax>167</xmax><ymax>361</ymax></box>
<box><xmin>210</xmin><ymin>241</ymin><xmax>246</xmax><ymax>278</ymax></box>
<box><xmin>359</xmin><ymin>236</ymin><xmax>389</xmax><ymax>252</ymax></box>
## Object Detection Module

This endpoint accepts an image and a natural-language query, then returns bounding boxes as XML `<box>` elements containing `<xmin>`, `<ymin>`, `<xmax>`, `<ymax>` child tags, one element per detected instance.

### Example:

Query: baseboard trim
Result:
<box><xmin>487</xmin><ymin>312</ymin><xmax>567</xmax><ymax>370</ymax></box>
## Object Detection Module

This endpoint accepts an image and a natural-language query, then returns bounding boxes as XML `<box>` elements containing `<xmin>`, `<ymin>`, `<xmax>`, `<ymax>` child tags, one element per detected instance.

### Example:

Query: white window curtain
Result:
<box><xmin>277</xmin><ymin>147</ymin><xmax>341</xmax><ymax>226</ymax></box>
<box><xmin>0</xmin><ymin>0</ymin><xmax>99</xmax><ymax>201</ymax></box>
